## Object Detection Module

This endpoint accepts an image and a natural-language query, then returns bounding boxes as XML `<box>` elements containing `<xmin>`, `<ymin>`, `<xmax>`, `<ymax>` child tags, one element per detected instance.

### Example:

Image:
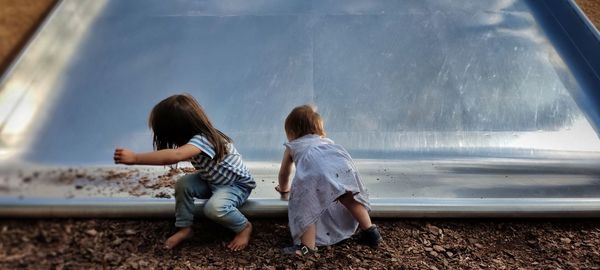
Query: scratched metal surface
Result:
<box><xmin>0</xmin><ymin>0</ymin><xmax>600</xmax><ymax>206</ymax></box>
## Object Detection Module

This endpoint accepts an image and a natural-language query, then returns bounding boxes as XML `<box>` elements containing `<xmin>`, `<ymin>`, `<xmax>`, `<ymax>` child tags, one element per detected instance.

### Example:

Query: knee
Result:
<box><xmin>175</xmin><ymin>175</ymin><xmax>194</xmax><ymax>197</ymax></box>
<box><xmin>338</xmin><ymin>191</ymin><xmax>355</xmax><ymax>204</ymax></box>
<box><xmin>203</xmin><ymin>200</ymin><xmax>228</xmax><ymax>220</ymax></box>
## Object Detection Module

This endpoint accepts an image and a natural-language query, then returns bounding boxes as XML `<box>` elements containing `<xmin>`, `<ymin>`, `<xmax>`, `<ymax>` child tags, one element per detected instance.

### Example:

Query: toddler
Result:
<box><xmin>276</xmin><ymin>105</ymin><xmax>382</xmax><ymax>256</ymax></box>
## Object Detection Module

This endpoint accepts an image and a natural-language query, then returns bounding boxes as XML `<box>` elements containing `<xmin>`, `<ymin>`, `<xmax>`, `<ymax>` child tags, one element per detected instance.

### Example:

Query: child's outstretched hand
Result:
<box><xmin>114</xmin><ymin>148</ymin><xmax>137</xmax><ymax>165</ymax></box>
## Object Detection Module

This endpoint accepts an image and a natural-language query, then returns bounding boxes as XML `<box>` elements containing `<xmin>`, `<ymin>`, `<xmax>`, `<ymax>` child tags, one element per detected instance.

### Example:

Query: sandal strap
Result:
<box><xmin>301</xmin><ymin>245</ymin><xmax>318</xmax><ymax>255</ymax></box>
<box><xmin>300</xmin><ymin>245</ymin><xmax>313</xmax><ymax>256</ymax></box>
<box><xmin>282</xmin><ymin>244</ymin><xmax>318</xmax><ymax>256</ymax></box>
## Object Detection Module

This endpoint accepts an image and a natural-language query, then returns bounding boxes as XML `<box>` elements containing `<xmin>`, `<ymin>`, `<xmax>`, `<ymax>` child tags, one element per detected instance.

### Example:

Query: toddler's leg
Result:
<box><xmin>165</xmin><ymin>174</ymin><xmax>211</xmax><ymax>249</ymax></box>
<box><xmin>282</xmin><ymin>223</ymin><xmax>318</xmax><ymax>256</ymax></box>
<box><xmin>300</xmin><ymin>224</ymin><xmax>317</xmax><ymax>249</ymax></box>
<box><xmin>338</xmin><ymin>192</ymin><xmax>372</xmax><ymax>230</ymax></box>
<box><xmin>339</xmin><ymin>192</ymin><xmax>382</xmax><ymax>247</ymax></box>
<box><xmin>203</xmin><ymin>184</ymin><xmax>252</xmax><ymax>251</ymax></box>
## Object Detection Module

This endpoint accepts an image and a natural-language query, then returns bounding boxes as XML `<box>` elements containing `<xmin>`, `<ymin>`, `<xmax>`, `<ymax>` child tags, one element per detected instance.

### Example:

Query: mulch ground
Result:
<box><xmin>577</xmin><ymin>0</ymin><xmax>600</xmax><ymax>29</ymax></box>
<box><xmin>1</xmin><ymin>218</ymin><xmax>599</xmax><ymax>269</ymax></box>
<box><xmin>0</xmin><ymin>0</ymin><xmax>56</xmax><ymax>73</ymax></box>
<box><xmin>2</xmin><ymin>167</ymin><xmax>598</xmax><ymax>269</ymax></box>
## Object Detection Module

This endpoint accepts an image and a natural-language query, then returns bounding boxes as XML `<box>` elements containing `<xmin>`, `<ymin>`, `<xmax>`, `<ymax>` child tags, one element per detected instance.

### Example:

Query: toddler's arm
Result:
<box><xmin>114</xmin><ymin>144</ymin><xmax>201</xmax><ymax>166</ymax></box>
<box><xmin>276</xmin><ymin>148</ymin><xmax>293</xmax><ymax>193</ymax></box>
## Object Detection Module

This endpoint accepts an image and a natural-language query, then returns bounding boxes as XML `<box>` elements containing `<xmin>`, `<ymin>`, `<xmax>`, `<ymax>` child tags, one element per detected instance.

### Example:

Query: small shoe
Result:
<box><xmin>357</xmin><ymin>225</ymin><xmax>383</xmax><ymax>247</ymax></box>
<box><xmin>282</xmin><ymin>244</ymin><xmax>318</xmax><ymax>256</ymax></box>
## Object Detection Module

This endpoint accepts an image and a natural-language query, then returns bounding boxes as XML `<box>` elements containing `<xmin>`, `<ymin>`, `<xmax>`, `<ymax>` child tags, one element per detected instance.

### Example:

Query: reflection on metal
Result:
<box><xmin>2</xmin><ymin>197</ymin><xmax>600</xmax><ymax>218</ymax></box>
<box><xmin>0</xmin><ymin>0</ymin><xmax>600</xmax><ymax>217</ymax></box>
<box><xmin>0</xmin><ymin>1</ymin><xmax>107</xmax><ymax>158</ymax></box>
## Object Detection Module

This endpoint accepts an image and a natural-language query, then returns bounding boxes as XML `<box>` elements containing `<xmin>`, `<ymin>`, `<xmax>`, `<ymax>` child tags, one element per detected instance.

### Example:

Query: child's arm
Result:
<box><xmin>114</xmin><ymin>144</ymin><xmax>202</xmax><ymax>166</ymax></box>
<box><xmin>276</xmin><ymin>148</ymin><xmax>293</xmax><ymax>193</ymax></box>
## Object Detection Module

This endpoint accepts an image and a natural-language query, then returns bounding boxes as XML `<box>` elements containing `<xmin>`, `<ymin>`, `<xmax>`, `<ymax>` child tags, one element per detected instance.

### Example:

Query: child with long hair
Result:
<box><xmin>114</xmin><ymin>94</ymin><xmax>255</xmax><ymax>251</ymax></box>
<box><xmin>276</xmin><ymin>105</ymin><xmax>382</xmax><ymax>256</ymax></box>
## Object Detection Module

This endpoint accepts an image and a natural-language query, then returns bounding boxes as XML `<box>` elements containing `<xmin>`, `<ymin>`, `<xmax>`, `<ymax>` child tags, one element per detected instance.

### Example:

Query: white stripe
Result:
<box><xmin>188</xmin><ymin>140</ymin><xmax>255</xmax><ymax>187</ymax></box>
<box><xmin>190</xmin><ymin>135</ymin><xmax>216</xmax><ymax>158</ymax></box>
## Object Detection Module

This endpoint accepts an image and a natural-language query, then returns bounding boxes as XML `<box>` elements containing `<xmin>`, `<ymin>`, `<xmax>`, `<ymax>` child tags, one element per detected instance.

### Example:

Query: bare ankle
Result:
<box><xmin>360</xmin><ymin>223</ymin><xmax>373</xmax><ymax>230</ymax></box>
<box><xmin>178</xmin><ymin>227</ymin><xmax>193</xmax><ymax>234</ymax></box>
<box><xmin>302</xmin><ymin>243</ymin><xmax>316</xmax><ymax>250</ymax></box>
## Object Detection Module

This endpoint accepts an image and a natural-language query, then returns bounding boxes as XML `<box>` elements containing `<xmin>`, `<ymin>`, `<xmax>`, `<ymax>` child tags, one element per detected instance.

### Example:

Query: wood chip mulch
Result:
<box><xmin>0</xmin><ymin>218</ymin><xmax>599</xmax><ymax>269</ymax></box>
<box><xmin>577</xmin><ymin>0</ymin><xmax>600</xmax><ymax>29</ymax></box>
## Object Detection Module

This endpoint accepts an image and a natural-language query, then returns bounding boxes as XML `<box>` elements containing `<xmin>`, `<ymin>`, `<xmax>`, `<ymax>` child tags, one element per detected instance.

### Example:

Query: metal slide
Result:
<box><xmin>1</xmin><ymin>0</ymin><xmax>599</xmax><ymax>217</ymax></box>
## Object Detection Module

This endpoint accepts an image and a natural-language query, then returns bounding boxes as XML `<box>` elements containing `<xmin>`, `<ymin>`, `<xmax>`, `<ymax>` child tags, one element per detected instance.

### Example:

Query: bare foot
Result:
<box><xmin>164</xmin><ymin>227</ymin><xmax>193</xmax><ymax>250</ymax></box>
<box><xmin>227</xmin><ymin>222</ymin><xmax>252</xmax><ymax>251</ymax></box>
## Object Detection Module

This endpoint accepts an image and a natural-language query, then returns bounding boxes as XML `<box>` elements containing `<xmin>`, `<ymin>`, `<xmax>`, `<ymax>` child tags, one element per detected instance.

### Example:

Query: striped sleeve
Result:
<box><xmin>187</xmin><ymin>134</ymin><xmax>216</xmax><ymax>159</ymax></box>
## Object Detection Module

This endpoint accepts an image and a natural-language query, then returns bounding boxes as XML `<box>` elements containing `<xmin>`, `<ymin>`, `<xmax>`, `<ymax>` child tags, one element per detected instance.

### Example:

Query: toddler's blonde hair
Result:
<box><xmin>284</xmin><ymin>105</ymin><xmax>325</xmax><ymax>140</ymax></box>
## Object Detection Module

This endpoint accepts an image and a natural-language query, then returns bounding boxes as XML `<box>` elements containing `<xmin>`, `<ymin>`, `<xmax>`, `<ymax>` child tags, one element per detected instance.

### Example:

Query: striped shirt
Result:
<box><xmin>187</xmin><ymin>134</ymin><xmax>255</xmax><ymax>189</ymax></box>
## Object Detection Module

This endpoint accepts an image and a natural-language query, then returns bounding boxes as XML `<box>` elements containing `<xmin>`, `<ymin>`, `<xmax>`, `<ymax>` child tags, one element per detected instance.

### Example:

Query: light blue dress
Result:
<box><xmin>285</xmin><ymin>134</ymin><xmax>370</xmax><ymax>246</ymax></box>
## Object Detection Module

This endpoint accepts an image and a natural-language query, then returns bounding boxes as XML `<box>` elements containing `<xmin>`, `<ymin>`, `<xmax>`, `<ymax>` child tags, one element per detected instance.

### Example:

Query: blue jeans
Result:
<box><xmin>174</xmin><ymin>173</ymin><xmax>252</xmax><ymax>232</ymax></box>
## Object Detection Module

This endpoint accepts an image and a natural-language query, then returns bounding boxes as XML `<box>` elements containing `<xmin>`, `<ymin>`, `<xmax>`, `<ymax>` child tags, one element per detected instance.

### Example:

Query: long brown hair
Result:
<box><xmin>149</xmin><ymin>94</ymin><xmax>232</xmax><ymax>161</ymax></box>
<box><xmin>284</xmin><ymin>105</ymin><xmax>326</xmax><ymax>140</ymax></box>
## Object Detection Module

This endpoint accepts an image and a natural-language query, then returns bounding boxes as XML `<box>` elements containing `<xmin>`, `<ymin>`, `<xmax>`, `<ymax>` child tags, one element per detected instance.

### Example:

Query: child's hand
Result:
<box><xmin>114</xmin><ymin>148</ymin><xmax>137</xmax><ymax>165</ymax></box>
<box><xmin>275</xmin><ymin>185</ymin><xmax>290</xmax><ymax>194</ymax></box>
